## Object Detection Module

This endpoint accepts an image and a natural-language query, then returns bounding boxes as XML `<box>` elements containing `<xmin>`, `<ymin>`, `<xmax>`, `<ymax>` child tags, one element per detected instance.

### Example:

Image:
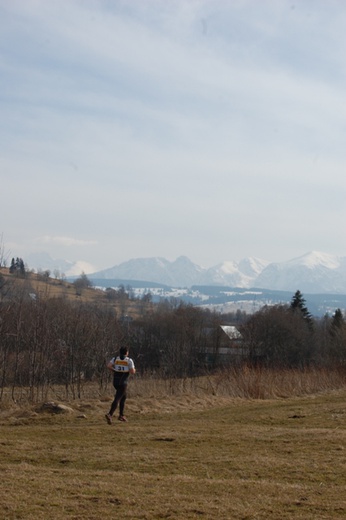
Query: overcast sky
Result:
<box><xmin>1</xmin><ymin>0</ymin><xmax>345</xmax><ymax>272</ymax></box>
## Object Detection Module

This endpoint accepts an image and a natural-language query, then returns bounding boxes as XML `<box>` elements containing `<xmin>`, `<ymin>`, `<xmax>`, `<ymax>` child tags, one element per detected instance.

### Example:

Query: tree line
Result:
<box><xmin>0</xmin><ymin>268</ymin><xmax>346</xmax><ymax>401</ymax></box>
<box><xmin>242</xmin><ymin>290</ymin><xmax>346</xmax><ymax>368</ymax></box>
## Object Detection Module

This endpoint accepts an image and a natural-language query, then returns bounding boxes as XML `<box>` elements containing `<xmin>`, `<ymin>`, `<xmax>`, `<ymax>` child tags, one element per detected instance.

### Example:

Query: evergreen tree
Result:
<box><xmin>330</xmin><ymin>308</ymin><xmax>344</xmax><ymax>333</ymax></box>
<box><xmin>9</xmin><ymin>257</ymin><xmax>16</xmax><ymax>274</ymax></box>
<box><xmin>9</xmin><ymin>257</ymin><xmax>26</xmax><ymax>276</ymax></box>
<box><xmin>328</xmin><ymin>308</ymin><xmax>346</xmax><ymax>363</ymax></box>
<box><xmin>18</xmin><ymin>258</ymin><xmax>25</xmax><ymax>275</ymax></box>
<box><xmin>290</xmin><ymin>290</ymin><xmax>313</xmax><ymax>328</ymax></box>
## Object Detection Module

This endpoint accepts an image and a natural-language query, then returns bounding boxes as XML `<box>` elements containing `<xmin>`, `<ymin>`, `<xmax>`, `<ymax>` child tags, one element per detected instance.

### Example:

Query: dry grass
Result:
<box><xmin>1</xmin><ymin>374</ymin><xmax>346</xmax><ymax>519</ymax></box>
<box><xmin>1</xmin><ymin>268</ymin><xmax>94</xmax><ymax>300</ymax></box>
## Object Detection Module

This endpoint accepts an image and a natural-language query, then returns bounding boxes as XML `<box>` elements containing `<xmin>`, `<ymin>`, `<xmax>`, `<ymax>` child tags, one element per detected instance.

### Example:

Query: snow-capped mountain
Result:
<box><xmin>202</xmin><ymin>257</ymin><xmax>269</xmax><ymax>287</ymax></box>
<box><xmin>90</xmin><ymin>256</ymin><xmax>205</xmax><ymax>287</ymax></box>
<box><xmin>90</xmin><ymin>255</ymin><xmax>270</xmax><ymax>288</ymax></box>
<box><xmin>254</xmin><ymin>251</ymin><xmax>346</xmax><ymax>294</ymax></box>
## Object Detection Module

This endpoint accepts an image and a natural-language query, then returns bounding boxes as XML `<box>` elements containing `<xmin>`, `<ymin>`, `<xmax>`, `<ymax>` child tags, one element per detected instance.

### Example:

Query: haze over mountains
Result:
<box><xmin>26</xmin><ymin>252</ymin><xmax>95</xmax><ymax>277</ymax></box>
<box><xmin>91</xmin><ymin>255</ymin><xmax>269</xmax><ymax>289</ymax></box>
<box><xmin>90</xmin><ymin>252</ymin><xmax>346</xmax><ymax>294</ymax></box>
<box><xmin>27</xmin><ymin>251</ymin><xmax>346</xmax><ymax>295</ymax></box>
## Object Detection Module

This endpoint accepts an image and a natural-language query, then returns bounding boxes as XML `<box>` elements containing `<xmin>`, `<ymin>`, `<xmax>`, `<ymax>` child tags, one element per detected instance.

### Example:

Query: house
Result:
<box><xmin>203</xmin><ymin>325</ymin><xmax>248</xmax><ymax>365</ymax></box>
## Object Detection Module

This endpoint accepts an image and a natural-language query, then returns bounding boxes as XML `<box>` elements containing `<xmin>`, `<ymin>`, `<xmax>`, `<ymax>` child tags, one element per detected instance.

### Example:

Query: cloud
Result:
<box><xmin>1</xmin><ymin>0</ymin><xmax>346</xmax><ymax>268</ymax></box>
<box><xmin>36</xmin><ymin>236</ymin><xmax>98</xmax><ymax>247</ymax></box>
<box><xmin>66</xmin><ymin>260</ymin><xmax>97</xmax><ymax>276</ymax></box>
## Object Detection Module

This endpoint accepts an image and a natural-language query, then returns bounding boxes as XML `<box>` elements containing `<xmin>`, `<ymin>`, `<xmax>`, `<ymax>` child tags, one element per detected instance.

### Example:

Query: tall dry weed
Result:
<box><xmin>1</xmin><ymin>366</ymin><xmax>346</xmax><ymax>407</ymax></box>
<box><xmin>195</xmin><ymin>366</ymin><xmax>346</xmax><ymax>399</ymax></box>
<box><xmin>129</xmin><ymin>367</ymin><xmax>346</xmax><ymax>401</ymax></box>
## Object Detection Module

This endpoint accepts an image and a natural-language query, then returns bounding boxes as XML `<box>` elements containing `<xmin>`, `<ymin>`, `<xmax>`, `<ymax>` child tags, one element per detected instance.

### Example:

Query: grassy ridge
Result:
<box><xmin>1</xmin><ymin>386</ymin><xmax>346</xmax><ymax>519</ymax></box>
<box><xmin>0</xmin><ymin>267</ymin><xmax>144</xmax><ymax>317</ymax></box>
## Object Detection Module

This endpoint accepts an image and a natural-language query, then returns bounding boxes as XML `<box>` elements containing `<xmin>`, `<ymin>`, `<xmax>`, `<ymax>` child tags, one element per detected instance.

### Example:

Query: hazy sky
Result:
<box><xmin>1</xmin><ymin>0</ymin><xmax>345</xmax><ymax>271</ymax></box>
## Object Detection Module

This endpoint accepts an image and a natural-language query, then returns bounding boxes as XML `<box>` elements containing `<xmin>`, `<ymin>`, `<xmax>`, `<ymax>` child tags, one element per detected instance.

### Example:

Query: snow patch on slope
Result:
<box><xmin>287</xmin><ymin>251</ymin><xmax>341</xmax><ymax>269</ymax></box>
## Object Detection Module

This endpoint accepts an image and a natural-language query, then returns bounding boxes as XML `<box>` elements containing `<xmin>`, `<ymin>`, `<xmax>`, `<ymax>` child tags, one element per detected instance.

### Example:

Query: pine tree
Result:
<box><xmin>18</xmin><ymin>258</ymin><xmax>25</xmax><ymax>275</ymax></box>
<box><xmin>330</xmin><ymin>308</ymin><xmax>344</xmax><ymax>332</ymax></box>
<box><xmin>290</xmin><ymin>290</ymin><xmax>313</xmax><ymax>328</ymax></box>
<box><xmin>9</xmin><ymin>257</ymin><xmax>16</xmax><ymax>274</ymax></box>
<box><xmin>9</xmin><ymin>257</ymin><xmax>26</xmax><ymax>276</ymax></box>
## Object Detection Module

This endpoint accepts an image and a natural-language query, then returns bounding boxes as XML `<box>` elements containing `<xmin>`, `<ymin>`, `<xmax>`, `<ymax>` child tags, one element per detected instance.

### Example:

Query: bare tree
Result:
<box><xmin>0</xmin><ymin>233</ymin><xmax>10</xmax><ymax>267</ymax></box>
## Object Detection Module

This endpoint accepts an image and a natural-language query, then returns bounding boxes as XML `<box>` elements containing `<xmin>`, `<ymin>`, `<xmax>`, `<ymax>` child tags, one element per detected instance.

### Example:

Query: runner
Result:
<box><xmin>105</xmin><ymin>346</ymin><xmax>136</xmax><ymax>424</ymax></box>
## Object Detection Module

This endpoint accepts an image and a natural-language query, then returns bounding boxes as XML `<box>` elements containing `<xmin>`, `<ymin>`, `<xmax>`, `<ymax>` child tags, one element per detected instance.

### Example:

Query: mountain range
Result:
<box><xmin>26</xmin><ymin>251</ymin><xmax>346</xmax><ymax>295</ymax></box>
<box><xmin>89</xmin><ymin>251</ymin><xmax>346</xmax><ymax>295</ymax></box>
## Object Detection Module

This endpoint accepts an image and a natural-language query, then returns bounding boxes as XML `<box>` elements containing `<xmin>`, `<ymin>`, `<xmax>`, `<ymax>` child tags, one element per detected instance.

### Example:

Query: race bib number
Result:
<box><xmin>114</xmin><ymin>360</ymin><xmax>129</xmax><ymax>372</ymax></box>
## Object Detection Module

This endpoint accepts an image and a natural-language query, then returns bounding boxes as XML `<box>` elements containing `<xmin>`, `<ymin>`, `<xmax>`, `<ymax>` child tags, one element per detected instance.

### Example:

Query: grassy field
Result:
<box><xmin>1</xmin><ymin>381</ymin><xmax>346</xmax><ymax>519</ymax></box>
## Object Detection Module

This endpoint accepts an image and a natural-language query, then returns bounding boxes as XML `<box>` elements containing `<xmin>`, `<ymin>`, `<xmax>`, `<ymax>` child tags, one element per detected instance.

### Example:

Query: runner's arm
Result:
<box><xmin>107</xmin><ymin>360</ymin><xmax>115</xmax><ymax>371</ymax></box>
